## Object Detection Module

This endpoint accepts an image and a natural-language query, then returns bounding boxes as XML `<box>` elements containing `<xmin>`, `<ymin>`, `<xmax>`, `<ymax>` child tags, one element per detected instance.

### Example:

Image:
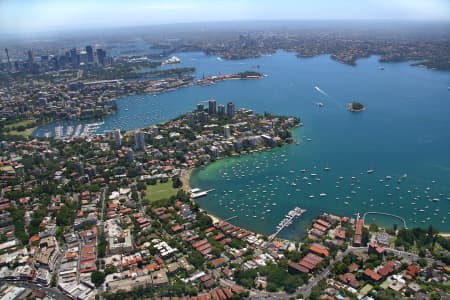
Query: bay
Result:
<box><xmin>34</xmin><ymin>51</ymin><xmax>450</xmax><ymax>238</ymax></box>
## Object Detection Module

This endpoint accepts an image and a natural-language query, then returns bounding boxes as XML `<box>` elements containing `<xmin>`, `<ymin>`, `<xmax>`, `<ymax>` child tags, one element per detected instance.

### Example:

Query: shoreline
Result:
<box><xmin>186</xmin><ymin>161</ymin><xmax>450</xmax><ymax>240</ymax></box>
<box><xmin>180</xmin><ymin>168</ymin><xmax>193</xmax><ymax>193</ymax></box>
<box><xmin>183</xmin><ymin>134</ymin><xmax>450</xmax><ymax>240</ymax></box>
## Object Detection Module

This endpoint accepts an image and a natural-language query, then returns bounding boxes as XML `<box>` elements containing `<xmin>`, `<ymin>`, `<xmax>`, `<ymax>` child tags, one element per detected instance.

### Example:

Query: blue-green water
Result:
<box><xmin>35</xmin><ymin>51</ymin><xmax>450</xmax><ymax>238</ymax></box>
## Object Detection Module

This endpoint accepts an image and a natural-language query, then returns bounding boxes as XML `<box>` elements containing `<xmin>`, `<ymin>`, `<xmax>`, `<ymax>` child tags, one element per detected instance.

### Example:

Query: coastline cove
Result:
<box><xmin>33</xmin><ymin>51</ymin><xmax>450</xmax><ymax>238</ymax></box>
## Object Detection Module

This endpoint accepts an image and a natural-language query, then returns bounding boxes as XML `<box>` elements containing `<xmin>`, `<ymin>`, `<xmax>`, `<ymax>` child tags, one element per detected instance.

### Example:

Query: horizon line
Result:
<box><xmin>1</xmin><ymin>18</ymin><xmax>450</xmax><ymax>37</ymax></box>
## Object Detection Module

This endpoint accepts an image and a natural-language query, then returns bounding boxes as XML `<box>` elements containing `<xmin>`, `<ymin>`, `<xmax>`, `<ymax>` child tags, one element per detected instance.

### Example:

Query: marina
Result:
<box><xmin>42</xmin><ymin>121</ymin><xmax>105</xmax><ymax>139</ymax></box>
<box><xmin>269</xmin><ymin>207</ymin><xmax>307</xmax><ymax>240</ymax></box>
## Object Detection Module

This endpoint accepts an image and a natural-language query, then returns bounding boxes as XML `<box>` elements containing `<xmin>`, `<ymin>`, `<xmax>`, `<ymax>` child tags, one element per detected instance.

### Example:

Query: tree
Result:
<box><xmin>361</xmin><ymin>227</ymin><xmax>370</xmax><ymax>246</ymax></box>
<box><xmin>91</xmin><ymin>271</ymin><xmax>105</xmax><ymax>287</ymax></box>
<box><xmin>235</xmin><ymin>268</ymin><xmax>257</xmax><ymax>289</ymax></box>
<box><xmin>137</xmin><ymin>182</ymin><xmax>146</xmax><ymax>191</ymax></box>
<box><xmin>187</xmin><ymin>251</ymin><xmax>205</xmax><ymax>269</ymax></box>
<box><xmin>105</xmin><ymin>265</ymin><xmax>118</xmax><ymax>275</ymax></box>
<box><xmin>195</xmin><ymin>213</ymin><xmax>213</xmax><ymax>230</ymax></box>
<box><xmin>418</xmin><ymin>248</ymin><xmax>426</xmax><ymax>258</ymax></box>
<box><xmin>417</xmin><ymin>258</ymin><xmax>428</xmax><ymax>268</ymax></box>
<box><xmin>56</xmin><ymin>204</ymin><xmax>75</xmax><ymax>226</ymax></box>
<box><xmin>369</xmin><ymin>223</ymin><xmax>379</xmax><ymax>232</ymax></box>
<box><xmin>172</xmin><ymin>177</ymin><xmax>182</xmax><ymax>188</ymax></box>
<box><xmin>332</xmin><ymin>262</ymin><xmax>348</xmax><ymax>275</ymax></box>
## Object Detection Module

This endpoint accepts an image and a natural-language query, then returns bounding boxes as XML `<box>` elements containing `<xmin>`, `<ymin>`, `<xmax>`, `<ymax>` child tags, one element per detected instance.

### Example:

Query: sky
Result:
<box><xmin>0</xmin><ymin>0</ymin><xmax>449</xmax><ymax>34</ymax></box>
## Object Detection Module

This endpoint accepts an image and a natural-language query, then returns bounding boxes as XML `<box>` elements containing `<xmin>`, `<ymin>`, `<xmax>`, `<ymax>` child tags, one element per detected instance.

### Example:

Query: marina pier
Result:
<box><xmin>269</xmin><ymin>207</ymin><xmax>306</xmax><ymax>241</ymax></box>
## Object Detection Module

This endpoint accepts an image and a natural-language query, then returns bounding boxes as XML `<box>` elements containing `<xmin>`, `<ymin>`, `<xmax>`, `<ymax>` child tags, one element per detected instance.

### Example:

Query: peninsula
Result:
<box><xmin>0</xmin><ymin>101</ymin><xmax>301</xmax><ymax>299</ymax></box>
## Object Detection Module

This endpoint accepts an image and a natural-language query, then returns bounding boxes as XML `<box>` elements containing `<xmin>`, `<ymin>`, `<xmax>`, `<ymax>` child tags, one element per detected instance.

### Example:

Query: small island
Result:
<box><xmin>347</xmin><ymin>101</ymin><xmax>365</xmax><ymax>112</ymax></box>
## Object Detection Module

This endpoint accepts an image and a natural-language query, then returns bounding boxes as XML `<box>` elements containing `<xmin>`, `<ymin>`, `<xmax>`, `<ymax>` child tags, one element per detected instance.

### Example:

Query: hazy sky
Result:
<box><xmin>1</xmin><ymin>0</ymin><xmax>449</xmax><ymax>34</ymax></box>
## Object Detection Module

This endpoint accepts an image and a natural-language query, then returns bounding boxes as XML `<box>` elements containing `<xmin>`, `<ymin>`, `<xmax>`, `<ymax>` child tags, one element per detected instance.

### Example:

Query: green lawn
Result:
<box><xmin>5</xmin><ymin>119</ymin><xmax>35</xmax><ymax>129</ymax></box>
<box><xmin>8</xmin><ymin>127</ymin><xmax>35</xmax><ymax>137</ymax></box>
<box><xmin>144</xmin><ymin>181</ymin><xmax>179</xmax><ymax>202</ymax></box>
<box><xmin>4</xmin><ymin>119</ymin><xmax>36</xmax><ymax>137</ymax></box>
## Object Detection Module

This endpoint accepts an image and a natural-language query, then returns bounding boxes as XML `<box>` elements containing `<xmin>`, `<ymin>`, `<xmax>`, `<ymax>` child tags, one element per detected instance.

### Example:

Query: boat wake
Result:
<box><xmin>431</xmin><ymin>164</ymin><xmax>450</xmax><ymax>172</ymax></box>
<box><xmin>314</xmin><ymin>86</ymin><xmax>329</xmax><ymax>96</ymax></box>
<box><xmin>314</xmin><ymin>85</ymin><xmax>342</xmax><ymax>108</ymax></box>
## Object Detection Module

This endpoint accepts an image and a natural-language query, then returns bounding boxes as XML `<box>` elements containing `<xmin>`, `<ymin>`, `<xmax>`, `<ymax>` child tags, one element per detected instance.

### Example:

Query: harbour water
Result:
<box><xmin>34</xmin><ymin>51</ymin><xmax>450</xmax><ymax>238</ymax></box>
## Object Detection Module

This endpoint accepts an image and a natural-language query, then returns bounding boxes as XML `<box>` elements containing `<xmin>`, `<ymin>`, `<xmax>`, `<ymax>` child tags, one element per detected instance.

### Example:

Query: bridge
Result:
<box><xmin>362</xmin><ymin>211</ymin><xmax>408</xmax><ymax>229</ymax></box>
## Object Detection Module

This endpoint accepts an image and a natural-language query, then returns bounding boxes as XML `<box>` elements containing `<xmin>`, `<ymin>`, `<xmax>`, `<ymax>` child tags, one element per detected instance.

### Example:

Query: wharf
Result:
<box><xmin>269</xmin><ymin>207</ymin><xmax>306</xmax><ymax>241</ymax></box>
<box><xmin>190</xmin><ymin>188</ymin><xmax>216</xmax><ymax>199</ymax></box>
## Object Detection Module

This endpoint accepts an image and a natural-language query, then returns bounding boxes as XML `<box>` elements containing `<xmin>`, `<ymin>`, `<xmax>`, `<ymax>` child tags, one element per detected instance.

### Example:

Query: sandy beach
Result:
<box><xmin>202</xmin><ymin>209</ymin><xmax>221</xmax><ymax>224</ymax></box>
<box><xmin>180</xmin><ymin>168</ymin><xmax>193</xmax><ymax>193</ymax></box>
<box><xmin>181</xmin><ymin>167</ymin><xmax>221</xmax><ymax>224</ymax></box>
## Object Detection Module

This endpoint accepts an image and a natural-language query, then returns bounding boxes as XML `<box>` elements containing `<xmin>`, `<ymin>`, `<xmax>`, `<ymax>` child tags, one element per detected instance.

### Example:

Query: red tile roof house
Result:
<box><xmin>377</xmin><ymin>264</ymin><xmax>394</xmax><ymax>277</ymax></box>
<box><xmin>210</xmin><ymin>257</ymin><xmax>226</xmax><ymax>268</ymax></box>
<box><xmin>334</xmin><ymin>228</ymin><xmax>346</xmax><ymax>240</ymax></box>
<box><xmin>288</xmin><ymin>253</ymin><xmax>324</xmax><ymax>274</ymax></box>
<box><xmin>310</xmin><ymin>243</ymin><xmax>329</xmax><ymax>257</ymax></box>
<box><xmin>348</xmin><ymin>263</ymin><xmax>360</xmax><ymax>273</ymax></box>
<box><xmin>406</xmin><ymin>264</ymin><xmax>420</xmax><ymax>280</ymax></box>
<box><xmin>171</xmin><ymin>224</ymin><xmax>184</xmax><ymax>233</ymax></box>
<box><xmin>354</xmin><ymin>219</ymin><xmax>364</xmax><ymax>246</ymax></box>
<box><xmin>368</xmin><ymin>242</ymin><xmax>384</xmax><ymax>258</ymax></box>
<box><xmin>288</xmin><ymin>261</ymin><xmax>310</xmax><ymax>273</ymax></box>
<box><xmin>364</xmin><ymin>269</ymin><xmax>382</xmax><ymax>281</ymax></box>
<box><xmin>316</xmin><ymin>218</ymin><xmax>331</xmax><ymax>229</ymax></box>
<box><xmin>339</xmin><ymin>273</ymin><xmax>361</xmax><ymax>289</ymax></box>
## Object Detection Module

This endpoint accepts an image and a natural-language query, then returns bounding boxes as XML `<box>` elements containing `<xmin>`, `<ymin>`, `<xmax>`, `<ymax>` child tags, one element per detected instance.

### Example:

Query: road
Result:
<box><xmin>297</xmin><ymin>247</ymin><xmax>369</xmax><ymax>298</ymax></box>
<box><xmin>4</xmin><ymin>280</ymin><xmax>70</xmax><ymax>300</ymax></box>
<box><xmin>100</xmin><ymin>188</ymin><xmax>106</xmax><ymax>221</ymax></box>
<box><xmin>137</xmin><ymin>189</ymin><xmax>145</xmax><ymax>214</ymax></box>
<box><xmin>295</xmin><ymin>245</ymin><xmax>436</xmax><ymax>298</ymax></box>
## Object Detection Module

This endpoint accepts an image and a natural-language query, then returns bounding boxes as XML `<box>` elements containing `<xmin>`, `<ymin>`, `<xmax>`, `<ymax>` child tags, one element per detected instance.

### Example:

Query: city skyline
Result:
<box><xmin>0</xmin><ymin>0</ymin><xmax>449</xmax><ymax>34</ymax></box>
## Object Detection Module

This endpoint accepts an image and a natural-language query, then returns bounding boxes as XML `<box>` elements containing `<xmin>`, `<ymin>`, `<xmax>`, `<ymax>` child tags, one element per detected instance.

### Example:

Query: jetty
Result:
<box><xmin>269</xmin><ymin>207</ymin><xmax>306</xmax><ymax>241</ymax></box>
<box><xmin>190</xmin><ymin>188</ymin><xmax>216</xmax><ymax>199</ymax></box>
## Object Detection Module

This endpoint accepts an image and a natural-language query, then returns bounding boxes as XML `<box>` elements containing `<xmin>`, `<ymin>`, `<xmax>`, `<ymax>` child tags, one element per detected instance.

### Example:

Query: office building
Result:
<box><xmin>224</xmin><ymin>125</ymin><xmax>231</xmax><ymax>138</ymax></box>
<box><xmin>4</xmin><ymin>48</ymin><xmax>11</xmax><ymax>71</ymax></box>
<box><xmin>85</xmin><ymin>45</ymin><xmax>94</xmax><ymax>63</ymax></box>
<box><xmin>218</xmin><ymin>104</ymin><xmax>225</xmax><ymax>116</ymax></box>
<box><xmin>70</xmin><ymin>48</ymin><xmax>79</xmax><ymax>68</ymax></box>
<box><xmin>27</xmin><ymin>50</ymin><xmax>34</xmax><ymax>71</ymax></box>
<box><xmin>227</xmin><ymin>102</ymin><xmax>235</xmax><ymax>118</ymax></box>
<box><xmin>113</xmin><ymin>129</ymin><xmax>121</xmax><ymax>147</ymax></box>
<box><xmin>197</xmin><ymin>103</ymin><xmax>204</xmax><ymax>112</ymax></box>
<box><xmin>208</xmin><ymin>99</ymin><xmax>217</xmax><ymax>114</ymax></box>
<box><xmin>199</xmin><ymin>111</ymin><xmax>209</xmax><ymax>124</ymax></box>
<box><xmin>127</xmin><ymin>148</ymin><xmax>134</xmax><ymax>162</ymax></box>
<box><xmin>96</xmin><ymin>49</ymin><xmax>106</xmax><ymax>65</ymax></box>
<box><xmin>135</xmin><ymin>131</ymin><xmax>145</xmax><ymax>150</ymax></box>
